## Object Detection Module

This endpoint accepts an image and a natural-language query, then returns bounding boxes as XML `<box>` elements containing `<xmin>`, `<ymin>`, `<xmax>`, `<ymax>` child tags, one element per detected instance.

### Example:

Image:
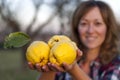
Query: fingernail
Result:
<box><xmin>51</xmin><ymin>64</ymin><xmax>54</xmax><ymax>66</ymax></box>
<box><xmin>48</xmin><ymin>63</ymin><xmax>50</xmax><ymax>65</ymax></box>
<box><xmin>42</xmin><ymin>66</ymin><xmax>45</xmax><ymax>69</ymax></box>
<box><xmin>36</xmin><ymin>63</ymin><xmax>40</xmax><ymax>67</ymax></box>
<box><xmin>28</xmin><ymin>62</ymin><xmax>31</xmax><ymax>64</ymax></box>
<box><xmin>80</xmin><ymin>51</ymin><xmax>83</xmax><ymax>54</ymax></box>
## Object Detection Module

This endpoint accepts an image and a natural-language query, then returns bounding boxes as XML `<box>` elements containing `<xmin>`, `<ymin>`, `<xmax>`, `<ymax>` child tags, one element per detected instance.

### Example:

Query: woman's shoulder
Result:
<box><xmin>101</xmin><ymin>55</ymin><xmax>120</xmax><ymax>72</ymax></box>
<box><xmin>106</xmin><ymin>54</ymin><xmax>120</xmax><ymax>71</ymax></box>
<box><xmin>112</xmin><ymin>54</ymin><xmax>120</xmax><ymax>65</ymax></box>
<box><xmin>101</xmin><ymin>55</ymin><xmax>120</xmax><ymax>80</ymax></box>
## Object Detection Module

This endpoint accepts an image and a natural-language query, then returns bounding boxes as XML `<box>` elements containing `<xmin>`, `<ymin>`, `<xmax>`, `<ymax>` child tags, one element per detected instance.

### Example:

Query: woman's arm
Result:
<box><xmin>68</xmin><ymin>63</ymin><xmax>92</xmax><ymax>80</ymax></box>
<box><xmin>47</xmin><ymin>49</ymin><xmax>91</xmax><ymax>80</ymax></box>
<box><xmin>38</xmin><ymin>71</ymin><xmax>56</xmax><ymax>80</ymax></box>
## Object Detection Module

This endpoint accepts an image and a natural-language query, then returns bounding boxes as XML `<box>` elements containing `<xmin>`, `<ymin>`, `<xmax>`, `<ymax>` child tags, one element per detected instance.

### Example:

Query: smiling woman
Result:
<box><xmin>27</xmin><ymin>1</ymin><xmax>120</xmax><ymax>80</ymax></box>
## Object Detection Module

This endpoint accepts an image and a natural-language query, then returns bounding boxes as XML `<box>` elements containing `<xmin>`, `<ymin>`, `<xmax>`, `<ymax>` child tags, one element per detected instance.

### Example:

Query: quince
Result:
<box><xmin>49</xmin><ymin>41</ymin><xmax>77</xmax><ymax>66</ymax></box>
<box><xmin>48</xmin><ymin>35</ymin><xmax>71</xmax><ymax>48</ymax></box>
<box><xmin>26</xmin><ymin>41</ymin><xmax>50</xmax><ymax>66</ymax></box>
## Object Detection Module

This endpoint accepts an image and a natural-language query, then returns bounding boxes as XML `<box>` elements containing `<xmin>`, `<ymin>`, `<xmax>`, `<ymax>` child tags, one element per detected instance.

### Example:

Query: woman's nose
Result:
<box><xmin>87</xmin><ymin>24</ymin><xmax>95</xmax><ymax>33</ymax></box>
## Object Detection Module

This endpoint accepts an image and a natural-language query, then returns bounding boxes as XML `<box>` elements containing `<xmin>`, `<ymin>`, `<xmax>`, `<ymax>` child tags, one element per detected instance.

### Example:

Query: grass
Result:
<box><xmin>0</xmin><ymin>49</ymin><xmax>40</xmax><ymax>80</ymax></box>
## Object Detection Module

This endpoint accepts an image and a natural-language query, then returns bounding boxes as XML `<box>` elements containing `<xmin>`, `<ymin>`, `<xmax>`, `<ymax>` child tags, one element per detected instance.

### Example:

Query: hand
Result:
<box><xmin>47</xmin><ymin>49</ymin><xmax>83</xmax><ymax>72</ymax></box>
<box><xmin>76</xmin><ymin>49</ymin><xmax>83</xmax><ymax>61</ymax></box>
<box><xmin>27</xmin><ymin>62</ymin><xmax>52</xmax><ymax>72</ymax></box>
<box><xmin>27</xmin><ymin>49</ymin><xmax>82</xmax><ymax>72</ymax></box>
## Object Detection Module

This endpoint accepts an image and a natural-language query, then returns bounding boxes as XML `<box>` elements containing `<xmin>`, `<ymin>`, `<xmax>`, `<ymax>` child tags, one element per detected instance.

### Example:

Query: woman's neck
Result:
<box><xmin>85</xmin><ymin>48</ymin><xmax>100</xmax><ymax>64</ymax></box>
<box><xmin>80</xmin><ymin>49</ymin><xmax>99</xmax><ymax>75</ymax></box>
<box><xmin>80</xmin><ymin>48</ymin><xmax>100</xmax><ymax>75</ymax></box>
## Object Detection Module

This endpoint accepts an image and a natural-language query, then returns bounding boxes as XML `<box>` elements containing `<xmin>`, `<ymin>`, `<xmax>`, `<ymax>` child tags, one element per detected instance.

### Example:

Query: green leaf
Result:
<box><xmin>4</xmin><ymin>32</ymin><xmax>31</xmax><ymax>49</ymax></box>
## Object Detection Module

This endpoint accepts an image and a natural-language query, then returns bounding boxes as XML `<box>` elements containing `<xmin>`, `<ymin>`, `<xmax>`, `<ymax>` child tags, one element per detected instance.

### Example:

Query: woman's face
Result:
<box><xmin>78</xmin><ymin>7</ymin><xmax>107</xmax><ymax>50</ymax></box>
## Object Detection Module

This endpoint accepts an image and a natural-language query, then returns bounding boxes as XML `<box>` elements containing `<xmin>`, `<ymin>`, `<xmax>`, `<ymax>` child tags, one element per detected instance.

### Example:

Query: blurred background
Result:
<box><xmin>0</xmin><ymin>0</ymin><xmax>120</xmax><ymax>80</ymax></box>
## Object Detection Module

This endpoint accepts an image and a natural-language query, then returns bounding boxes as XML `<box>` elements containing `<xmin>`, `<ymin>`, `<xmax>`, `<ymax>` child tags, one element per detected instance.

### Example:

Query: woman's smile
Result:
<box><xmin>86</xmin><ymin>36</ymin><xmax>97</xmax><ymax>42</ymax></box>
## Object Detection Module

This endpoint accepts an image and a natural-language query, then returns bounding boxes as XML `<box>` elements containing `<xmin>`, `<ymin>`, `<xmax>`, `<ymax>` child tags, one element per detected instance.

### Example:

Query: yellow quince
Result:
<box><xmin>48</xmin><ymin>35</ymin><xmax>71</xmax><ymax>48</ymax></box>
<box><xmin>26</xmin><ymin>41</ymin><xmax>50</xmax><ymax>66</ymax></box>
<box><xmin>49</xmin><ymin>40</ymin><xmax>77</xmax><ymax>66</ymax></box>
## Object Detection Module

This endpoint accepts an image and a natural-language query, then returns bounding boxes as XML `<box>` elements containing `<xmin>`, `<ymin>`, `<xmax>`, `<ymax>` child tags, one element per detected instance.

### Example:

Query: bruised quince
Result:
<box><xmin>26</xmin><ymin>41</ymin><xmax>50</xmax><ymax>66</ymax></box>
<box><xmin>49</xmin><ymin>40</ymin><xmax>77</xmax><ymax>66</ymax></box>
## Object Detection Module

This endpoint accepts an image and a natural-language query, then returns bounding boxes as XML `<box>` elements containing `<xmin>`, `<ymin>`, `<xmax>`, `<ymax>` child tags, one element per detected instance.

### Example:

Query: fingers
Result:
<box><xmin>62</xmin><ymin>62</ymin><xmax>70</xmax><ymax>71</ymax></box>
<box><xmin>28</xmin><ymin>61</ymin><xmax>76</xmax><ymax>73</ymax></box>
<box><xmin>48</xmin><ymin>63</ymin><xmax>58</xmax><ymax>71</ymax></box>
<box><xmin>62</xmin><ymin>61</ymin><xmax>77</xmax><ymax>72</ymax></box>
<box><xmin>35</xmin><ymin>63</ymin><xmax>50</xmax><ymax>72</ymax></box>
<box><xmin>76</xmin><ymin>49</ymin><xmax>83</xmax><ymax>61</ymax></box>
<box><xmin>77</xmin><ymin>49</ymin><xmax>83</xmax><ymax>56</ymax></box>
<box><xmin>48</xmin><ymin>63</ymin><xmax>65</xmax><ymax>72</ymax></box>
<box><xmin>35</xmin><ymin>63</ymin><xmax>42</xmax><ymax>72</ymax></box>
<box><xmin>27</xmin><ymin>62</ymin><xmax>50</xmax><ymax>72</ymax></box>
<box><xmin>28</xmin><ymin>62</ymin><xmax>35</xmax><ymax>70</ymax></box>
<box><xmin>41</xmin><ymin>65</ymin><xmax>50</xmax><ymax>72</ymax></box>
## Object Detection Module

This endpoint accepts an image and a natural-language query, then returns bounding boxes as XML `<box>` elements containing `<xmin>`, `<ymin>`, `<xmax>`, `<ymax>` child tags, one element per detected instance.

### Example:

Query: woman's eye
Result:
<box><xmin>80</xmin><ymin>22</ymin><xmax>87</xmax><ymax>26</ymax></box>
<box><xmin>95</xmin><ymin>22</ymin><xmax>102</xmax><ymax>26</ymax></box>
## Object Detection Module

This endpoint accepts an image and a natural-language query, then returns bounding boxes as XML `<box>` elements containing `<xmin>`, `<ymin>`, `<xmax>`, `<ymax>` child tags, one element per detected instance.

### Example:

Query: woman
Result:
<box><xmin>28</xmin><ymin>1</ymin><xmax>120</xmax><ymax>80</ymax></box>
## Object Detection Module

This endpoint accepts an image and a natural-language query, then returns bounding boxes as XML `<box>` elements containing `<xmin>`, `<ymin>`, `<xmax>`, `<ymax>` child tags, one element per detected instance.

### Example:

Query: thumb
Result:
<box><xmin>76</xmin><ymin>49</ymin><xmax>83</xmax><ymax>61</ymax></box>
